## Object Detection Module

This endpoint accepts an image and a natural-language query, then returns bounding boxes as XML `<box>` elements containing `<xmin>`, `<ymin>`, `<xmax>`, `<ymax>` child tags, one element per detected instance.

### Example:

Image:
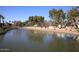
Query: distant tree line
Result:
<box><xmin>26</xmin><ymin>16</ymin><xmax>44</xmax><ymax>26</ymax></box>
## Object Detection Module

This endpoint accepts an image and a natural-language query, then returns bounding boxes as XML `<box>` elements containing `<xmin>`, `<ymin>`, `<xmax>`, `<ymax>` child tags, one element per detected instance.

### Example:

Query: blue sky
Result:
<box><xmin>0</xmin><ymin>6</ymin><xmax>73</xmax><ymax>22</ymax></box>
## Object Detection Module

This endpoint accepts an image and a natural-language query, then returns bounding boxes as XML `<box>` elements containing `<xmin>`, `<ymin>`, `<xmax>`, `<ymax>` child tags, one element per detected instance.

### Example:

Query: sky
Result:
<box><xmin>0</xmin><ymin>6</ymin><xmax>73</xmax><ymax>22</ymax></box>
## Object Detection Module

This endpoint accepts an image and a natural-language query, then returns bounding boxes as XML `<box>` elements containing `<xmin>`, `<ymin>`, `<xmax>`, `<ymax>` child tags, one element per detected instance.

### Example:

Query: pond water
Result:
<box><xmin>0</xmin><ymin>29</ymin><xmax>79</xmax><ymax>52</ymax></box>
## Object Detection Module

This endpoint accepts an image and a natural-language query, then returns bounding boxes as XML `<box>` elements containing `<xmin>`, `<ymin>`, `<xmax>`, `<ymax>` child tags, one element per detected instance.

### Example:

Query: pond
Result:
<box><xmin>0</xmin><ymin>29</ymin><xmax>79</xmax><ymax>52</ymax></box>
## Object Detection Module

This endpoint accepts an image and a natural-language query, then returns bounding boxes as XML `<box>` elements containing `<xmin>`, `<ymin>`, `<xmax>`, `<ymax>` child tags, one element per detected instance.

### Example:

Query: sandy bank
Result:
<box><xmin>21</xmin><ymin>27</ymin><xmax>79</xmax><ymax>35</ymax></box>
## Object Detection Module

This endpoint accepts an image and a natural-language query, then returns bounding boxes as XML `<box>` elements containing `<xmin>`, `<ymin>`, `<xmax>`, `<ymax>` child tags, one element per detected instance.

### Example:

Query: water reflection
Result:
<box><xmin>48</xmin><ymin>33</ymin><xmax>79</xmax><ymax>52</ymax></box>
<box><xmin>0</xmin><ymin>35</ymin><xmax>4</xmax><ymax>43</ymax></box>
<box><xmin>0</xmin><ymin>29</ymin><xmax>79</xmax><ymax>51</ymax></box>
<box><xmin>28</xmin><ymin>30</ymin><xmax>44</xmax><ymax>43</ymax></box>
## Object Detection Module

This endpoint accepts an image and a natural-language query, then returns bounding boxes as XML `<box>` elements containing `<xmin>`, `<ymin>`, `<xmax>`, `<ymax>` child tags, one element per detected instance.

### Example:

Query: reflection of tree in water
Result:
<box><xmin>11</xmin><ymin>29</ymin><xmax>27</xmax><ymax>38</ymax></box>
<box><xmin>48</xmin><ymin>33</ymin><xmax>79</xmax><ymax>52</ymax></box>
<box><xmin>43</xmin><ymin>33</ymin><xmax>54</xmax><ymax>44</ymax></box>
<box><xmin>48</xmin><ymin>34</ymin><xmax>65</xmax><ymax>52</ymax></box>
<box><xmin>28</xmin><ymin>30</ymin><xmax>44</xmax><ymax>43</ymax></box>
<box><xmin>64</xmin><ymin>35</ymin><xmax>79</xmax><ymax>52</ymax></box>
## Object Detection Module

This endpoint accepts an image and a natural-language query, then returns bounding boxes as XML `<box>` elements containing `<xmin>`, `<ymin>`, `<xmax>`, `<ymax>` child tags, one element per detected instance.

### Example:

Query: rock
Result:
<box><xmin>48</xmin><ymin>26</ymin><xmax>55</xmax><ymax>29</ymax></box>
<box><xmin>58</xmin><ymin>24</ymin><xmax>61</xmax><ymax>29</ymax></box>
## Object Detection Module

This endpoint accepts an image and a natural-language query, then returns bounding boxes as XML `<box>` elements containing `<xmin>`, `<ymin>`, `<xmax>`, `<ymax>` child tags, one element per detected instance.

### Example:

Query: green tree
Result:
<box><xmin>49</xmin><ymin>9</ymin><xmax>65</xmax><ymax>26</ymax></box>
<box><xmin>67</xmin><ymin>7</ymin><xmax>79</xmax><ymax>28</ymax></box>
<box><xmin>27</xmin><ymin>16</ymin><xmax>44</xmax><ymax>26</ymax></box>
<box><xmin>15</xmin><ymin>21</ymin><xmax>26</xmax><ymax>27</ymax></box>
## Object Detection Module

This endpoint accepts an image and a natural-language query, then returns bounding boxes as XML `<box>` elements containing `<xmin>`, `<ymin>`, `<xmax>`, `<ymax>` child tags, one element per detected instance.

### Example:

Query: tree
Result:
<box><xmin>27</xmin><ymin>16</ymin><xmax>44</xmax><ymax>26</ymax></box>
<box><xmin>14</xmin><ymin>21</ymin><xmax>26</xmax><ymax>27</ymax></box>
<box><xmin>0</xmin><ymin>14</ymin><xmax>5</xmax><ymax>27</ymax></box>
<box><xmin>67</xmin><ymin>7</ymin><xmax>79</xmax><ymax>28</ymax></box>
<box><xmin>0</xmin><ymin>14</ymin><xmax>5</xmax><ymax>23</ymax></box>
<box><xmin>49</xmin><ymin>9</ymin><xmax>65</xmax><ymax>26</ymax></box>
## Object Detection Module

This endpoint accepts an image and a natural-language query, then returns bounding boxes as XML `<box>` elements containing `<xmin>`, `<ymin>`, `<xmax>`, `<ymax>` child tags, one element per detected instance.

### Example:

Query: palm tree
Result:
<box><xmin>0</xmin><ymin>14</ymin><xmax>5</xmax><ymax>23</ymax></box>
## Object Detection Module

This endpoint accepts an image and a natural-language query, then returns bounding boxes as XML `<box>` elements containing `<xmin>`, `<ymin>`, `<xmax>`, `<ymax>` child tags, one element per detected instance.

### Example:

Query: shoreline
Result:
<box><xmin>21</xmin><ymin>26</ymin><xmax>79</xmax><ymax>35</ymax></box>
<box><xmin>0</xmin><ymin>27</ymin><xmax>19</xmax><ymax>35</ymax></box>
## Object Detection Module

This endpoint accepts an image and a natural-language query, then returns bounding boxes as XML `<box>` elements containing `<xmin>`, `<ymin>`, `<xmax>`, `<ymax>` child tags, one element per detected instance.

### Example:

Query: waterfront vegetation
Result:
<box><xmin>0</xmin><ymin>6</ymin><xmax>79</xmax><ymax>34</ymax></box>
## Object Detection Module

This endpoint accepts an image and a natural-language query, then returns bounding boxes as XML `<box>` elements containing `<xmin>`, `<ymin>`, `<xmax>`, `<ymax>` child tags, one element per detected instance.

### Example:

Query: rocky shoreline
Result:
<box><xmin>21</xmin><ymin>27</ymin><xmax>79</xmax><ymax>35</ymax></box>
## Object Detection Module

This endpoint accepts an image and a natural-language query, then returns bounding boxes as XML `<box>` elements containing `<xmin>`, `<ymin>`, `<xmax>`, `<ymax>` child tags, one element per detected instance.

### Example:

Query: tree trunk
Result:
<box><xmin>0</xmin><ymin>18</ymin><xmax>1</xmax><ymax>23</ymax></box>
